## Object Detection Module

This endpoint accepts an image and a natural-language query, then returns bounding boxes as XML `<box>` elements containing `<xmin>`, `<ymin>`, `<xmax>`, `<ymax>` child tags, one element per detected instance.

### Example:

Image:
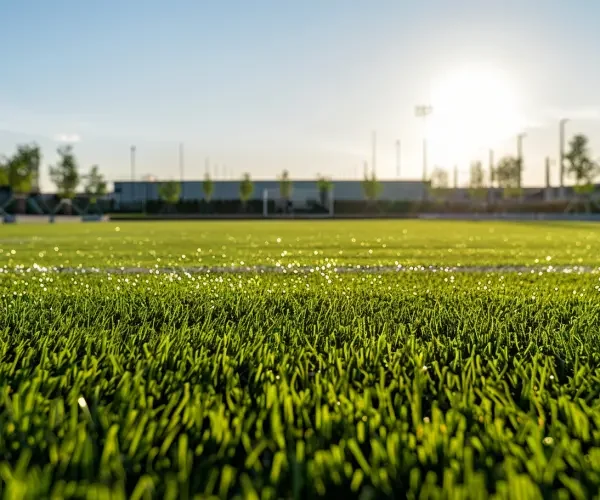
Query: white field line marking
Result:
<box><xmin>0</xmin><ymin>264</ymin><xmax>598</xmax><ymax>275</ymax></box>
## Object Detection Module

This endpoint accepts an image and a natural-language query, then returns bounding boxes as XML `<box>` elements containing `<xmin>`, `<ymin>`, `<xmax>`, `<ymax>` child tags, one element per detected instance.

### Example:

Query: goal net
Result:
<box><xmin>262</xmin><ymin>187</ymin><xmax>334</xmax><ymax>217</ymax></box>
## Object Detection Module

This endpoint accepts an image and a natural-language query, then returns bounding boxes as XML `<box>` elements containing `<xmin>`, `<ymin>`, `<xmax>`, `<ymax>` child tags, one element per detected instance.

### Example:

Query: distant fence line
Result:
<box><xmin>4</xmin><ymin>212</ymin><xmax>600</xmax><ymax>223</ymax></box>
<box><xmin>108</xmin><ymin>212</ymin><xmax>600</xmax><ymax>222</ymax></box>
<box><xmin>418</xmin><ymin>213</ymin><xmax>600</xmax><ymax>222</ymax></box>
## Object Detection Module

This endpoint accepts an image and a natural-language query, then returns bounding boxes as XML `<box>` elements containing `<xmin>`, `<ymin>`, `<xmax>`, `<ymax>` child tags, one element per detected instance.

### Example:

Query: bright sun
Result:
<box><xmin>427</xmin><ymin>65</ymin><xmax>524</xmax><ymax>166</ymax></box>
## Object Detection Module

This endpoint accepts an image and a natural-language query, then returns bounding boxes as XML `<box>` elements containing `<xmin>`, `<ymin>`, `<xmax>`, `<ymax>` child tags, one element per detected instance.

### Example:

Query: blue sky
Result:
<box><xmin>1</xmin><ymin>0</ymin><xmax>600</xmax><ymax>190</ymax></box>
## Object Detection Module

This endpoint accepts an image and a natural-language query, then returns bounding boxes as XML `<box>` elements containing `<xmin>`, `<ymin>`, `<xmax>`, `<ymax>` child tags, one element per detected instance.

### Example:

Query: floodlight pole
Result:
<box><xmin>488</xmin><ymin>149</ymin><xmax>495</xmax><ymax>204</ymax></box>
<box><xmin>516</xmin><ymin>133</ymin><xmax>526</xmax><ymax>190</ymax></box>
<box><xmin>130</xmin><ymin>145</ymin><xmax>136</xmax><ymax>181</ymax></box>
<box><xmin>545</xmin><ymin>157</ymin><xmax>551</xmax><ymax>199</ymax></box>
<box><xmin>415</xmin><ymin>105</ymin><xmax>433</xmax><ymax>199</ymax></box>
<box><xmin>559</xmin><ymin>118</ymin><xmax>569</xmax><ymax>199</ymax></box>
<box><xmin>396</xmin><ymin>140</ymin><xmax>401</xmax><ymax>178</ymax></box>
<box><xmin>371</xmin><ymin>131</ymin><xmax>377</xmax><ymax>177</ymax></box>
<box><xmin>179</xmin><ymin>142</ymin><xmax>184</xmax><ymax>182</ymax></box>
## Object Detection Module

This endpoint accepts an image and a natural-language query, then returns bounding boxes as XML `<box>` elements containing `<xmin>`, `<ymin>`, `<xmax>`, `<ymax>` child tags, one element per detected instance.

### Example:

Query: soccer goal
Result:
<box><xmin>262</xmin><ymin>187</ymin><xmax>334</xmax><ymax>217</ymax></box>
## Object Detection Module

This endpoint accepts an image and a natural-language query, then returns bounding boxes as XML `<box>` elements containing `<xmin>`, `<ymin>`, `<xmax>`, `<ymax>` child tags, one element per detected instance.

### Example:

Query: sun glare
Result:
<box><xmin>427</xmin><ymin>65</ymin><xmax>524</xmax><ymax>166</ymax></box>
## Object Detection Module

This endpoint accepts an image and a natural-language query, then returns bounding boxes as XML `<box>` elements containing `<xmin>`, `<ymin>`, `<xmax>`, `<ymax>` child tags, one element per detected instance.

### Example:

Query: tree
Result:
<box><xmin>565</xmin><ymin>134</ymin><xmax>599</xmax><ymax>188</ymax></box>
<box><xmin>564</xmin><ymin>134</ymin><xmax>600</xmax><ymax>212</ymax></box>
<box><xmin>468</xmin><ymin>161</ymin><xmax>487</xmax><ymax>203</ymax></box>
<box><xmin>279</xmin><ymin>169</ymin><xmax>293</xmax><ymax>213</ymax></box>
<box><xmin>2</xmin><ymin>143</ymin><xmax>40</xmax><ymax>213</ymax></box>
<box><xmin>239</xmin><ymin>173</ymin><xmax>254</xmax><ymax>211</ymax></box>
<box><xmin>428</xmin><ymin>166</ymin><xmax>450</xmax><ymax>202</ymax></box>
<box><xmin>158</xmin><ymin>181</ymin><xmax>181</xmax><ymax>211</ymax></box>
<box><xmin>494</xmin><ymin>156</ymin><xmax>521</xmax><ymax>200</ymax></box>
<box><xmin>49</xmin><ymin>145</ymin><xmax>80</xmax><ymax>214</ymax></box>
<box><xmin>317</xmin><ymin>174</ymin><xmax>333</xmax><ymax>208</ymax></box>
<box><xmin>361</xmin><ymin>171</ymin><xmax>382</xmax><ymax>205</ymax></box>
<box><xmin>83</xmin><ymin>165</ymin><xmax>107</xmax><ymax>203</ymax></box>
<box><xmin>50</xmin><ymin>145</ymin><xmax>80</xmax><ymax>199</ymax></box>
<box><xmin>202</xmin><ymin>172</ymin><xmax>214</xmax><ymax>203</ymax></box>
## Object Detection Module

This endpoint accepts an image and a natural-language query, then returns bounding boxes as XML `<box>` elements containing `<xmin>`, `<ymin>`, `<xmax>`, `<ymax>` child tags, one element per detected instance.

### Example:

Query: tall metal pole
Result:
<box><xmin>488</xmin><ymin>149</ymin><xmax>495</xmax><ymax>204</ymax></box>
<box><xmin>130</xmin><ymin>145</ymin><xmax>136</xmax><ymax>181</ymax></box>
<box><xmin>371</xmin><ymin>131</ymin><xmax>377</xmax><ymax>177</ymax></box>
<box><xmin>179</xmin><ymin>142</ymin><xmax>184</xmax><ymax>182</ymax></box>
<box><xmin>559</xmin><ymin>118</ymin><xmax>569</xmax><ymax>199</ymax></box>
<box><xmin>488</xmin><ymin>149</ymin><xmax>494</xmax><ymax>187</ymax></box>
<box><xmin>422</xmin><ymin>139</ymin><xmax>427</xmax><ymax>181</ymax></box>
<box><xmin>517</xmin><ymin>133</ymin><xmax>526</xmax><ymax>190</ymax></box>
<box><xmin>415</xmin><ymin>105</ymin><xmax>433</xmax><ymax>185</ymax></box>
<box><xmin>395</xmin><ymin>140</ymin><xmax>401</xmax><ymax>178</ymax></box>
<box><xmin>545</xmin><ymin>157</ymin><xmax>552</xmax><ymax>202</ymax></box>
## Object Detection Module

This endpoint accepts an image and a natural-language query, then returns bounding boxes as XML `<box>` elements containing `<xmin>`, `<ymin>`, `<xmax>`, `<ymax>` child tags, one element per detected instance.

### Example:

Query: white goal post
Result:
<box><xmin>262</xmin><ymin>187</ymin><xmax>334</xmax><ymax>217</ymax></box>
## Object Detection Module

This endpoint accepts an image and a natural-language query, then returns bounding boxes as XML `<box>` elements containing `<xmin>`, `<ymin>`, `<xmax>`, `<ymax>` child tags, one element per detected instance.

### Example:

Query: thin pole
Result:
<box><xmin>488</xmin><ymin>149</ymin><xmax>494</xmax><ymax>187</ymax></box>
<box><xmin>415</xmin><ymin>105</ymin><xmax>433</xmax><ymax>186</ymax></box>
<box><xmin>372</xmin><ymin>131</ymin><xmax>377</xmax><ymax>177</ymax></box>
<box><xmin>422</xmin><ymin>138</ymin><xmax>428</xmax><ymax>182</ymax></box>
<box><xmin>130</xmin><ymin>145</ymin><xmax>136</xmax><ymax>181</ymax></box>
<box><xmin>205</xmin><ymin>157</ymin><xmax>210</xmax><ymax>177</ymax></box>
<box><xmin>545</xmin><ymin>156</ymin><xmax>552</xmax><ymax>202</ymax></box>
<box><xmin>559</xmin><ymin>118</ymin><xmax>569</xmax><ymax>198</ymax></box>
<box><xmin>396</xmin><ymin>140</ymin><xmax>401</xmax><ymax>178</ymax></box>
<box><xmin>179</xmin><ymin>142</ymin><xmax>184</xmax><ymax>182</ymax></box>
<box><xmin>517</xmin><ymin>133</ymin><xmax>526</xmax><ymax>190</ymax></box>
<box><xmin>488</xmin><ymin>149</ymin><xmax>494</xmax><ymax>204</ymax></box>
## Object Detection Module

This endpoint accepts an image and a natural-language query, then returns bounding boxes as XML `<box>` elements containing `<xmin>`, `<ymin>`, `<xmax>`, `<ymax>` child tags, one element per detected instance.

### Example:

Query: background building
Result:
<box><xmin>113</xmin><ymin>179</ymin><xmax>428</xmax><ymax>207</ymax></box>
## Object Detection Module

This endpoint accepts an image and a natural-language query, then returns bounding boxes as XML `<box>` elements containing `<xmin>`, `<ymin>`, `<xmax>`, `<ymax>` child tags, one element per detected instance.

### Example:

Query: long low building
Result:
<box><xmin>112</xmin><ymin>179</ymin><xmax>589</xmax><ymax>208</ymax></box>
<box><xmin>113</xmin><ymin>179</ymin><xmax>428</xmax><ymax>206</ymax></box>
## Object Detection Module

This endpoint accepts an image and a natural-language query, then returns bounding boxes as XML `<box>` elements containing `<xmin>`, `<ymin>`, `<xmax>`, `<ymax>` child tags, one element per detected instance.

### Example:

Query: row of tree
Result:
<box><xmin>3</xmin><ymin>134</ymin><xmax>598</xmax><ymax>212</ymax></box>
<box><xmin>0</xmin><ymin>143</ymin><xmax>333</xmax><ymax>212</ymax></box>
<box><xmin>158</xmin><ymin>170</ymin><xmax>335</xmax><ymax>210</ymax></box>
<box><xmin>428</xmin><ymin>134</ymin><xmax>600</xmax><ymax>202</ymax></box>
<box><xmin>154</xmin><ymin>132</ymin><xmax>600</xmax><ymax>210</ymax></box>
<box><xmin>158</xmin><ymin>172</ymin><xmax>257</xmax><ymax>209</ymax></box>
<box><xmin>0</xmin><ymin>143</ymin><xmax>108</xmax><ymax>206</ymax></box>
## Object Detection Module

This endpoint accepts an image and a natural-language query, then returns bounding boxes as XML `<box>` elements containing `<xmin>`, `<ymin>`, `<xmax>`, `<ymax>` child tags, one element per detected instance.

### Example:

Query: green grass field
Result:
<box><xmin>1</xmin><ymin>220</ymin><xmax>600</xmax><ymax>268</ymax></box>
<box><xmin>1</xmin><ymin>221</ymin><xmax>600</xmax><ymax>498</ymax></box>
